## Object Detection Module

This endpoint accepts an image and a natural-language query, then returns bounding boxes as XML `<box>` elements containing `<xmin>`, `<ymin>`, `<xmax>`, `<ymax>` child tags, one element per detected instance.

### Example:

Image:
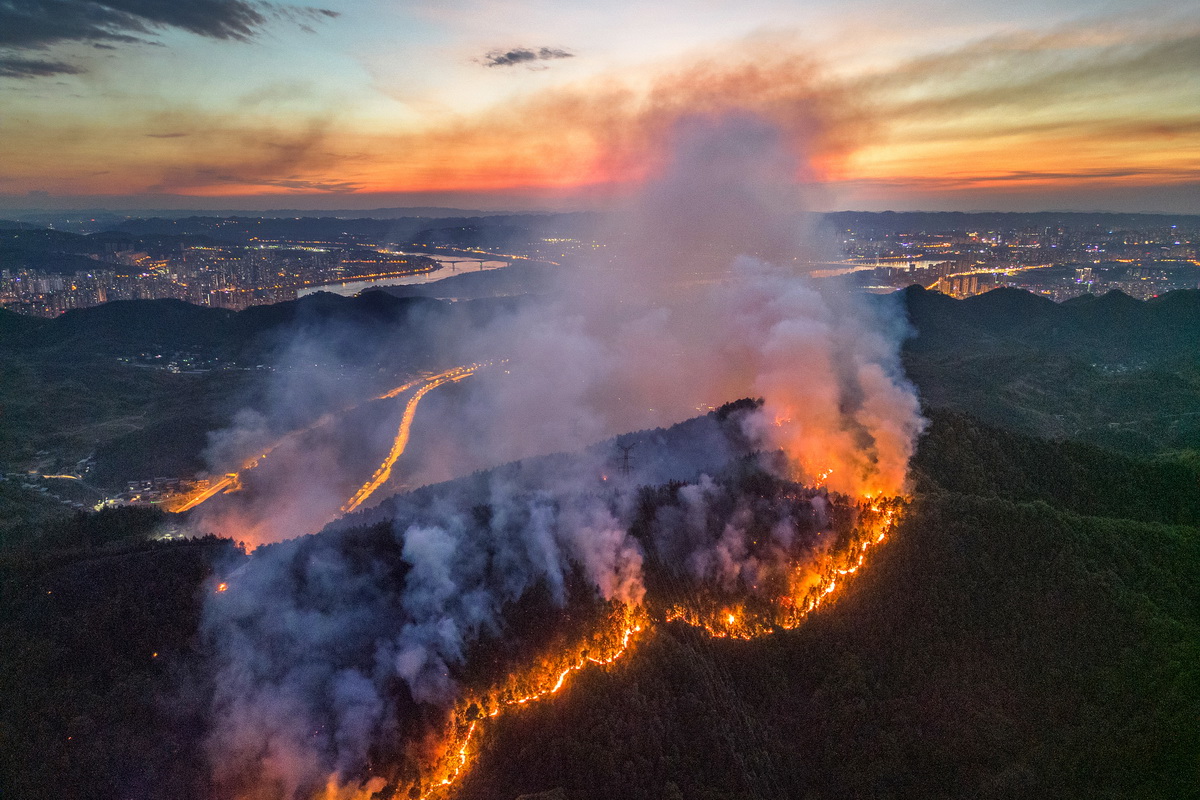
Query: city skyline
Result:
<box><xmin>1</xmin><ymin>0</ymin><xmax>1197</xmax><ymax>213</ymax></box>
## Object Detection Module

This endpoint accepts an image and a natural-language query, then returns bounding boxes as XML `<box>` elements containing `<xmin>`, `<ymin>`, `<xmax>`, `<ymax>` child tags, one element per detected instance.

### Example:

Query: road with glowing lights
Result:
<box><xmin>342</xmin><ymin>363</ymin><xmax>486</xmax><ymax>514</ymax></box>
<box><xmin>167</xmin><ymin>369</ymin><xmax>476</xmax><ymax>515</ymax></box>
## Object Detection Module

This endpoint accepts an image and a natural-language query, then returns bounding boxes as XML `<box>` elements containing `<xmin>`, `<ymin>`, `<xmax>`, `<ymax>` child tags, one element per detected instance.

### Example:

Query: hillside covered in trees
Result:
<box><xmin>453</xmin><ymin>411</ymin><xmax>1200</xmax><ymax>799</ymax></box>
<box><xmin>2</xmin><ymin>406</ymin><xmax>1198</xmax><ymax>799</ymax></box>
<box><xmin>1</xmin><ymin>286</ymin><xmax>1198</xmax><ymax>798</ymax></box>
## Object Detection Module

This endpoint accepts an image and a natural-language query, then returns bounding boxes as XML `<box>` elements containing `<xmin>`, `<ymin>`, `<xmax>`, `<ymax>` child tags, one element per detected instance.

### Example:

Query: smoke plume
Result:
<box><xmin>199</xmin><ymin>109</ymin><xmax>925</xmax><ymax>798</ymax></box>
<box><xmin>416</xmin><ymin>112</ymin><xmax>923</xmax><ymax>498</ymax></box>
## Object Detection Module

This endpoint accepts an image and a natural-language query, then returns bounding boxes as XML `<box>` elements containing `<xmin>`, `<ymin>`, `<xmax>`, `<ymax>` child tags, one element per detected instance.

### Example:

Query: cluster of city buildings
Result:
<box><xmin>839</xmin><ymin>223</ymin><xmax>1199</xmax><ymax>300</ymax></box>
<box><xmin>1</xmin><ymin>217</ymin><xmax>1197</xmax><ymax>316</ymax></box>
<box><xmin>0</xmin><ymin>242</ymin><xmax>435</xmax><ymax>316</ymax></box>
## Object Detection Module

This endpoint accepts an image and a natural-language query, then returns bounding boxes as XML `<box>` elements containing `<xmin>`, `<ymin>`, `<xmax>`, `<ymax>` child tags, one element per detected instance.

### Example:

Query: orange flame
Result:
<box><xmin>331</xmin><ymin>493</ymin><xmax>903</xmax><ymax>799</ymax></box>
<box><xmin>406</xmin><ymin>603</ymin><xmax>646</xmax><ymax>800</ymax></box>
<box><xmin>663</xmin><ymin>495</ymin><xmax>901</xmax><ymax>639</ymax></box>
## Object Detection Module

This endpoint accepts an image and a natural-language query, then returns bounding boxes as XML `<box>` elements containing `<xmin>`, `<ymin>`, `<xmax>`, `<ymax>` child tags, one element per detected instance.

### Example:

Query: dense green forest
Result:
<box><xmin>901</xmin><ymin>286</ymin><xmax>1200</xmax><ymax>455</ymax></box>
<box><xmin>2</xmin><ymin>286</ymin><xmax>1199</xmax><ymax>798</ymax></box>
<box><xmin>0</xmin><ymin>515</ymin><xmax>234</xmax><ymax>800</ymax></box>
<box><xmin>2</xmin><ymin>408</ymin><xmax>1198</xmax><ymax>799</ymax></box>
<box><xmin>452</xmin><ymin>413</ymin><xmax>1200</xmax><ymax>799</ymax></box>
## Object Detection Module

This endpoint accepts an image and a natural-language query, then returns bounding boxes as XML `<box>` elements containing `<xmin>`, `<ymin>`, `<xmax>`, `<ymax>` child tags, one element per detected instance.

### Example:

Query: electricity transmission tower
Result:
<box><xmin>617</xmin><ymin>443</ymin><xmax>636</xmax><ymax>477</ymax></box>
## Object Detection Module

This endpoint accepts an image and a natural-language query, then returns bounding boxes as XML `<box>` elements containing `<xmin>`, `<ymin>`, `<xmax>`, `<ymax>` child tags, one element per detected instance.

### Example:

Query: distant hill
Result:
<box><xmin>0</xmin><ymin>225</ymin><xmax>224</xmax><ymax>274</ymax></box>
<box><xmin>0</xmin><ymin>291</ymin><xmax>453</xmax><ymax>360</ymax></box>
<box><xmin>108</xmin><ymin>213</ymin><xmax>595</xmax><ymax>247</ymax></box>
<box><xmin>0</xmin><ymin>292</ymin><xmax>471</xmax><ymax>483</ymax></box>
<box><xmin>0</xmin><ymin>219</ymin><xmax>44</xmax><ymax>231</ymax></box>
<box><xmin>901</xmin><ymin>286</ymin><xmax>1200</xmax><ymax>454</ymax></box>
<box><xmin>5</xmin><ymin>282</ymin><xmax>1200</xmax><ymax>489</ymax></box>
<box><xmin>903</xmin><ymin>285</ymin><xmax>1200</xmax><ymax>359</ymax></box>
<box><xmin>825</xmin><ymin>210</ymin><xmax>1200</xmax><ymax>235</ymax></box>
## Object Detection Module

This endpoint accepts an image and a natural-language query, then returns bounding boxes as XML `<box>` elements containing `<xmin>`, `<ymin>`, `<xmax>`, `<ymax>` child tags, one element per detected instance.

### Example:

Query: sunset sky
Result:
<box><xmin>1</xmin><ymin>0</ymin><xmax>1197</xmax><ymax>212</ymax></box>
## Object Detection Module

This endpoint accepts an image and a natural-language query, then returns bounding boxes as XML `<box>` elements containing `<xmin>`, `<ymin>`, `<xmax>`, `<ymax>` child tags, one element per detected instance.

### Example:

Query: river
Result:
<box><xmin>298</xmin><ymin>253</ymin><xmax>510</xmax><ymax>298</ymax></box>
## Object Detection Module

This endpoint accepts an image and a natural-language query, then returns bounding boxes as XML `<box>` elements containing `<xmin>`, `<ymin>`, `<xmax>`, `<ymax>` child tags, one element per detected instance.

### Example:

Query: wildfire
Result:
<box><xmin>222</xmin><ymin>419</ymin><xmax>905</xmax><ymax>800</ymax></box>
<box><xmin>663</xmin><ymin>495</ymin><xmax>902</xmax><ymax>640</ymax></box>
<box><xmin>364</xmin><ymin>494</ymin><xmax>903</xmax><ymax>800</ymax></box>
<box><xmin>408</xmin><ymin>603</ymin><xmax>646</xmax><ymax>800</ymax></box>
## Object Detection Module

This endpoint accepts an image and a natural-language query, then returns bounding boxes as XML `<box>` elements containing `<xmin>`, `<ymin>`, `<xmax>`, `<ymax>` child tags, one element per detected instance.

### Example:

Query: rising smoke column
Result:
<box><xmin>423</xmin><ymin>111</ymin><xmax>924</xmax><ymax>497</ymax></box>
<box><xmin>199</xmin><ymin>110</ymin><xmax>926</xmax><ymax>799</ymax></box>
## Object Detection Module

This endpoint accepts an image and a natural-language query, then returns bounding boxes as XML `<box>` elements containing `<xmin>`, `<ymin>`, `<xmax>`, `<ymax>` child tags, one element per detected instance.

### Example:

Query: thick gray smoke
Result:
<box><xmin>415</xmin><ymin>113</ymin><xmax>922</xmax><ymax>497</ymax></box>
<box><xmin>204</xmin><ymin>466</ymin><xmax>644</xmax><ymax>797</ymax></box>
<box><xmin>200</xmin><ymin>110</ymin><xmax>925</xmax><ymax>797</ymax></box>
<box><xmin>189</xmin><ymin>299</ymin><xmax>453</xmax><ymax>547</ymax></box>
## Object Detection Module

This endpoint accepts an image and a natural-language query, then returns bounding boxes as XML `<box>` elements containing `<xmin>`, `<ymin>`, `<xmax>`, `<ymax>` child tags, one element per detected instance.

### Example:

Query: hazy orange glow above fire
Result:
<box><xmin>0</xmin><ymin>0</ymin><xmax>1195</xmax><ymax>212</ymax></box>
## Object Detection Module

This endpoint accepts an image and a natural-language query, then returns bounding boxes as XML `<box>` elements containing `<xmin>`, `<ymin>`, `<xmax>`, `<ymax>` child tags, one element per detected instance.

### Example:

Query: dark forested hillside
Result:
<box><xmin>456</xmin><ymin>491</ymin><xmax>1199</xmax><ymax>800</ymax></box>
<box><xmin>0</xmin><ymin>524</ymin><xmax>239</xmax><ymax>800</ymax></box>
<box><xmin>901</xmin><ymin>287</ymin><xmax>1200</xmax><ymax>455</ymax></box>
<box><xmin>2</xmin><ymin>410</ymin><xmax>1198</xmax><ymax>800</ymax></box>
<box><xmin>0</xmin><ymin>292</ymin><xmax>467</xmax><ymax>487</ymax></box>
<box><xmin>3</xmin><ymin>285</ymin><xmax>1200</xmax><ymax>799</ymax></box>
<box><xmin>452</xmin><ymin>413</ymin><xmax>1200</xmax><ymax>800</ymax></box>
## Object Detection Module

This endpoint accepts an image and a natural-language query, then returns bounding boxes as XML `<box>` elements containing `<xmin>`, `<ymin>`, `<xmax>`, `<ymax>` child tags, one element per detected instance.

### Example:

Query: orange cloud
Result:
<box><xmin>2</xmin><ymin>19</ymin><xmax>1196</xmax><ymax>211</ymax></box>
<box><xmin>352</xmin><ymin>44</ymin><xmax>868</xmax><ymax>196</ymax></box>
<box><xmin>832</xmin><ymin>19</ymin><xmax>1200</xmax><ymax>203</ymax></box>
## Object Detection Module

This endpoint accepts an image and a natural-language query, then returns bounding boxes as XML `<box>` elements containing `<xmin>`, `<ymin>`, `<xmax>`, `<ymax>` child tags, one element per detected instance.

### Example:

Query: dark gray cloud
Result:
<box><xmin>481</xmin><ymin>45</ymin><xmax>574</xmax><ymax>68</ymax></box>
<box><xmin>0</xmin><ymin>54</ymin><xmax>83</xmax><ymax>77</ymax></box>
<box><xmin>0</xmin><ymin>0</ymin><xmax>338</xmax><ymax>77</ymax></box>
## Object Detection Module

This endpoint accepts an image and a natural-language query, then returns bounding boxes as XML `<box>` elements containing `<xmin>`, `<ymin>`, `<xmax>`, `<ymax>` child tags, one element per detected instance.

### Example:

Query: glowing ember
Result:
<box><xmin>663</xmin><ymin>496</ymin><xmax>902</xmax><ymax>639</ymax></box>
<box><xmin>406</xmin><ymin>603</ymin><xmax>646</xmax><ymax>799</ymax></box>
<box><xmin>372</xmin><ymin>495</ymin><xmax>903</xmax><ymax>799</ymax></box>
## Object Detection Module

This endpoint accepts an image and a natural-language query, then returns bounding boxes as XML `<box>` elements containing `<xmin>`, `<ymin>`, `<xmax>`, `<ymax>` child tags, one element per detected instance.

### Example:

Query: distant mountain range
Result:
<box><xmin>3</xmin><ymin>282</ymin><xmax>1199</xmax><ymax>494</ymax></box>
<box><xmin>900</xmin><ymin>286</ymin><xmax>1200</xmax><ymax>454</ymax></box>
<box><xmin>5</xmin><ymin>208</ymin><xmax>1198</xmax><ymax>242</ymax></box>
<box><xmin>2</xmin><ymin>279</ymin><xmax>1200</xmax><ymax>799</ymax></box>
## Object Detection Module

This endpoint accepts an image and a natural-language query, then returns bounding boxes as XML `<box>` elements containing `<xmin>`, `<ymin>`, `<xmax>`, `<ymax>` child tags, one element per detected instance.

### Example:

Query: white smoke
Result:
<box><xmin>200</xmin><ymin>109</ymin><xmax>925</xmax><ymax>798</ymax></box>
<box><xmin>413</xmin><ymin>112</ymin><xmax>923</xmax><ymax>498</ymax></box>
<box><xmin>203</xmin><ymin>466</ymin><xmax>649</xmax><ymax>796</ymax></box>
